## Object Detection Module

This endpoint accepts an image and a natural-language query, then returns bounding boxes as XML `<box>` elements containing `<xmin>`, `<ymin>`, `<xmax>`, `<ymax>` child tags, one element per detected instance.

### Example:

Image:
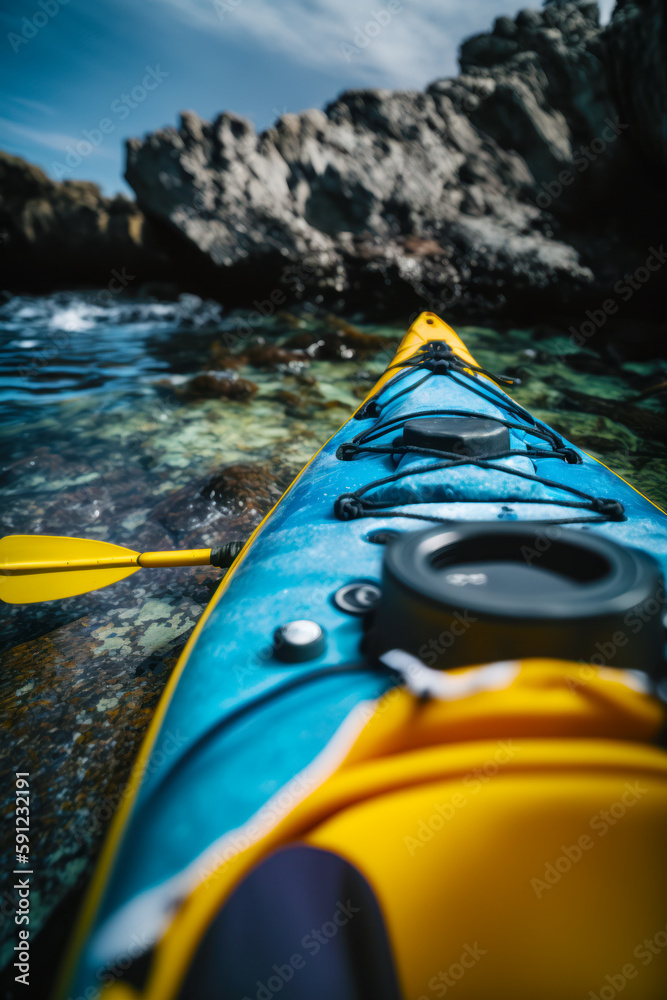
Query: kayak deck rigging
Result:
<box><xmin>335</xmin><ymin>339</ymin><xmax>626</xmax><ymax>526</ymax></box>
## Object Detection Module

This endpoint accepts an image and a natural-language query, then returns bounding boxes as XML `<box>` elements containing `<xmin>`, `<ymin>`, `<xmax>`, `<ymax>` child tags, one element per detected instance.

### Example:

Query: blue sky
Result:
<box><xmin>0</xmin><ymin>0</ymin><xmax>615</xmax><ymax>196</ymax></box>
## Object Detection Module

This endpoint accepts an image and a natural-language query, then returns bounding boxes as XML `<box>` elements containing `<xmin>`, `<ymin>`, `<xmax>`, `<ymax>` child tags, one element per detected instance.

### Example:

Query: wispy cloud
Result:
<box><xmin>151</xmin><ymin>0</ymin><xmax>509</xmax><ymax>89</ymax></box>
<box><xmin>0</xmin><ymin>118</ymin><xmax>116</xmax><ymax>157</ymax></box>
<box><xmin>6</xmin><ymin>96</ymin><xmax>57</xmax><ymax>117</ymax></box>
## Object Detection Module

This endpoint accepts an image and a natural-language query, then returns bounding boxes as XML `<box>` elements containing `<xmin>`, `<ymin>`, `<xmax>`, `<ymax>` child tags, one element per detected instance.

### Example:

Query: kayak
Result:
<box><xmin>61</xmin><ymin>312</ymin><xmax>667</xmax><ymax>1000</ymax></box>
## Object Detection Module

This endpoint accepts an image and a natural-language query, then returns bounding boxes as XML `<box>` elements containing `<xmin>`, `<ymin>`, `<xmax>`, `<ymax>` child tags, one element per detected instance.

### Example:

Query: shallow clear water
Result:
<box><xmin>2</xmin><ymin>292</ymin><xmax>665</xmax><ymax>516</ymax></box>
<box><xmin>1</xmin><ymin>294</ymin><xmax>388</xmax><ymax>487</ymax></box>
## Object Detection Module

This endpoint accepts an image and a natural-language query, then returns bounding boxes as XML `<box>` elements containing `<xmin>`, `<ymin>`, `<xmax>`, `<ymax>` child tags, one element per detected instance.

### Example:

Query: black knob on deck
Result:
<box><xmin>402</xmin><ymin>416</ymin><xmax>510</xmax><ymax>457</ymax></box>
<box><xmin>273</xmin><ymin>620</ymin><xmax>326</xmax><ymax>663</ymax></box>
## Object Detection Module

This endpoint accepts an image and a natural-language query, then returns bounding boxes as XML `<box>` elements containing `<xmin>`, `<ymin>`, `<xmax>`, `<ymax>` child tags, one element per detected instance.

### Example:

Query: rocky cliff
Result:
<box><xmin>2</xmin><ymin>0</ymin><xmax>666</xmax><ymax>346</ymax></box>
<box><xmin>121</xmin><ymin>0</ymin><xmax>666</xmax><ymax>340</ymax></box>
<box><xmin>0</xmin><ymin>151</ymin><xmax>204</xmax><ymax>294</ymax></box>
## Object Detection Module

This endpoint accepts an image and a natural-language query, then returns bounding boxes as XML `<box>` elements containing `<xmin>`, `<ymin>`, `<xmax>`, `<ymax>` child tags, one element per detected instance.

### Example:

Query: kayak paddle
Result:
<box><xmin>0</xmin><ymin>534</ymin><xmax>244</xmax><ymax>604</ymax></box>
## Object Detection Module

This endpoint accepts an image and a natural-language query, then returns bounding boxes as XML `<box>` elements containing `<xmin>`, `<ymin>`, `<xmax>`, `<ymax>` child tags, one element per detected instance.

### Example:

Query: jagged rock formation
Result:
<box><xmin>1</xmin><ymin>1</ymin><xmax>665</xmax><ymax>346</ymax></box>
<box><xmin>604</xmin><ymin>0</ymin><xmax>667</xmax><ymax>174</ymax></box>
<box><xmin>122</xmin><ymin>0</ymin><xmax>666</xmax><ymax>336</ymax></box>
<box><xmin>0</xmin><ymin>151</ymin><xmax>202</xmax><ymax>294</ymax></box>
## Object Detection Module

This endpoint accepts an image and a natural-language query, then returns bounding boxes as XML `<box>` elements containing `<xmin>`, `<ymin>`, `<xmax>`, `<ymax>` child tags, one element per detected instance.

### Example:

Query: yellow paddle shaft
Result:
<box><xmin>139</xmin><ymin>549</ymin><xmax>213</xmax><ymax>568</ymax></box>
<box><xmin>1</xmin><ymin>549</ymin><xmax>213</xmax><ymax>574</ymax></box>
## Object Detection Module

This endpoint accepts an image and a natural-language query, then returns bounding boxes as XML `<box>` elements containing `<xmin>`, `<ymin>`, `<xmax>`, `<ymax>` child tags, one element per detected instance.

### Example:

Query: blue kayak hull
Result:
<box><xmin>62</xmin><ymin>313</ymin><xmax>667</xmax><ymax>999</ymax></box>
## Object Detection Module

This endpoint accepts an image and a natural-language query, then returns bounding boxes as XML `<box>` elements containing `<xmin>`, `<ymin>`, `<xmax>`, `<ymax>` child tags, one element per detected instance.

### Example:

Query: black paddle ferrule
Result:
<box><xmin>210</xmin><ymin>541</ymin><xmax>245</xmax><ymax>568</ymax></box>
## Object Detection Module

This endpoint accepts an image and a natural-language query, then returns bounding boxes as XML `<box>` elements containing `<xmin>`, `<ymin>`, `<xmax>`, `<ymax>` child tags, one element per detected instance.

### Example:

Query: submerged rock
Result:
<box><xmin>244</xmin><ymin>341</ymin><xmax>308</xmax><ymax>369</ymax></box>
<box><xmin>0</xmin><ymin>581</ymin><xmax>208</xmax><ymax>977</ymax></box>
<box><xmin>182</xmin><ymin>373</ymin><xmax>259</xmax><ymax>400</ymax></box>
<box><xmin>284</xmin><ymin>315</ymin><xmax>392</xmax><ymax>360</ymax></box>
<box><xmin>555</xmin><ymin>380</ymin><xmax>667</xmax><ymax>443</ymax></box>
<box><xmin>150</xmin><ymin>463</ymin><xmax>290</xmax><ymax>545</ymax></box>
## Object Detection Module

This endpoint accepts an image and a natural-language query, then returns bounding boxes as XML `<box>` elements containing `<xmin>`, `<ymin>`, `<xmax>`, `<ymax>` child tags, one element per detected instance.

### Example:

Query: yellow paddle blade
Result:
<box><xmin>0</xmin><ymin>535</ymin><xmax>141</xmax><ymax>604</ymax></box>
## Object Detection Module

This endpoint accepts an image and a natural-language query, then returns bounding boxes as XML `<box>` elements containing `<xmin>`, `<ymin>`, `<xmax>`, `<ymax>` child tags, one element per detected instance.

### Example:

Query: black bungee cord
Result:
<box><xmin>334</xmin><ymin>342</ymin><xmax>625</xmax><ymax>527</ymax></box>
